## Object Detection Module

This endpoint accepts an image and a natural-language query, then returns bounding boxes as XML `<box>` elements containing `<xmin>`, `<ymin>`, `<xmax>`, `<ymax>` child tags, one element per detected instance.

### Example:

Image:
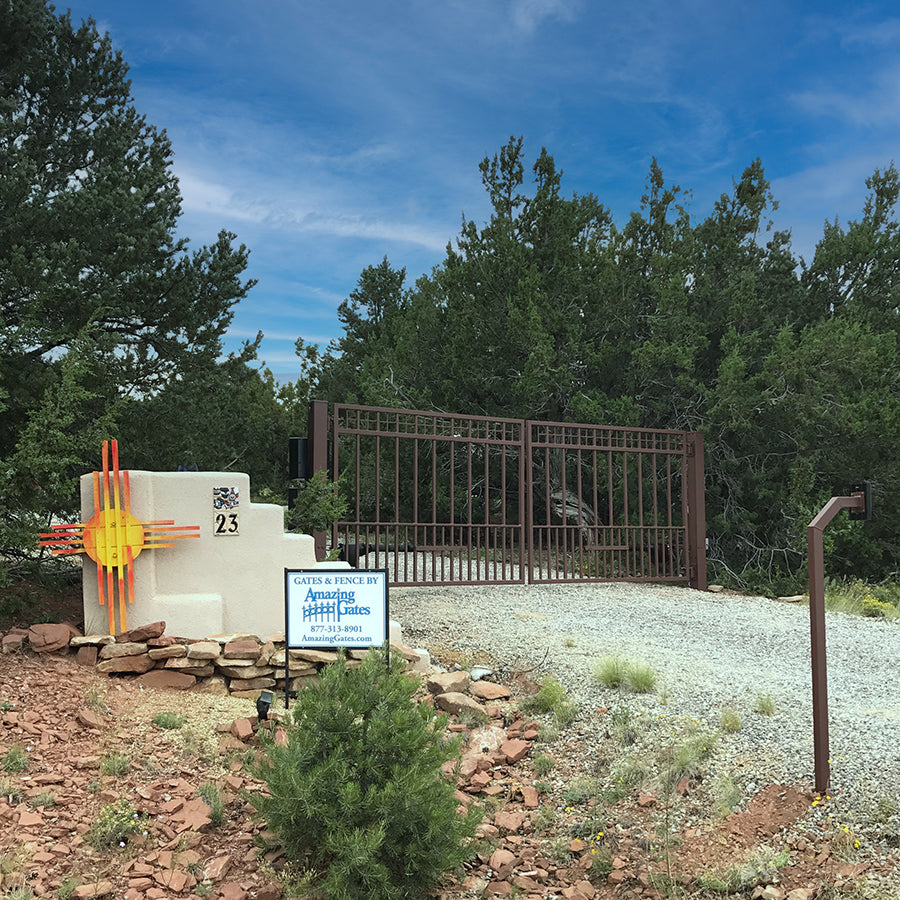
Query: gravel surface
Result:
<box><xmin>391</xmin><ymin>580</ymin><xmax>900</xmax><ymax>837</ymax></box>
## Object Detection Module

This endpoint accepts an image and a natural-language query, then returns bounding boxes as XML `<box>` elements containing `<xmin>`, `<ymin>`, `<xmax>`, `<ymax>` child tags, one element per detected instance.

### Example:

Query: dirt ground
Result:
<box><xmin>0</xmin><ymin>580</ymin><xmax>898</xmax><ymax>899</ymax></box>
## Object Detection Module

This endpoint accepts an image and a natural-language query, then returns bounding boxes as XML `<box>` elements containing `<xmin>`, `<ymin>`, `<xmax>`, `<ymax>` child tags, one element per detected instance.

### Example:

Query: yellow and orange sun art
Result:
<box><xmin>39</xmin><ymin>440</ymin><xmax>200</xmax><ymax>634</ymax></box>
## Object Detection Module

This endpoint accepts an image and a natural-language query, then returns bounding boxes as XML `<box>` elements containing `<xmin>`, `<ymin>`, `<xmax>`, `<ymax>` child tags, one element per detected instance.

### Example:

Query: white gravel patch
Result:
<box><xmin>390</xmin><ymin>580</ymin><xmax>900</xmax><ymax>833</ymax></box>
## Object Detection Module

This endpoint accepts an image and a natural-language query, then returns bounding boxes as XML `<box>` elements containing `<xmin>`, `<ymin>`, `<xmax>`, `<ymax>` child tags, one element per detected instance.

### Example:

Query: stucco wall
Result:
<box><xmin>81</xmin><ymin>470</ymin><xmax>344</xmax><ymax>637</ymax></box>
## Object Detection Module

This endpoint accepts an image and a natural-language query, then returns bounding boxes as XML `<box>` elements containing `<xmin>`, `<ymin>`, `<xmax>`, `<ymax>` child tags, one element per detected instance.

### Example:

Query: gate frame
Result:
<box><xmin>308</xmin><ymin>401</ymin><xmax>706</xmax><ymax>590</ymax></box>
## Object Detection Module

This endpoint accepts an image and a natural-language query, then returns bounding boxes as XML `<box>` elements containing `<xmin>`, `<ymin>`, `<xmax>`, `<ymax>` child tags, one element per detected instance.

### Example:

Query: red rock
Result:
<box><xmin>230</xmin><ymin>717</ymin><xmax>255</xmax><ymax>741</ymax></box>
<box><xmin>426</xmin><ymin>671</ymin><xmax>471</xmax><ymax>694</ymax></box>
<box><xmin>135</xmin><ymin>670</ymin><xmax>196</xmax><ymax>690</ymax></box>
<box><xmin>435</xmin><ymin>692</ymin><xmax>487</xmax><ymax>716</ymax></box>
<box><xmin>19</xmin><ymin>809</ymin><xmax>43</xmax><ymax>827</ymax></box>
<box><xmin>96</xmin><ymin>654</ymin><xmax>155</xmax><ymax>674</ymax></box>
<box><xmin>494</xmin><ymin>810</ymin><xmax>526</xmax><ymax>832</ymax></box>
<box><xmin>2</xmin><ymin>632</ymin><xmax>27</xmax><ymax>652</ymax></box>
<box><xmin>501</xmin><ymin>739</ymin><xmax>531</xmax><ymax>763</ymax></box>
<box><xmin>218</xmin><ymin>883</ymin><xmax>249</xmax><ymax>900</ymax></box>
<box><xmin>170</xmin><ymin>798</ymin><xmax>212</xmax><ymax>832</ymax></box>
<box><xmin>470</xmin><ymin>681</ymin><xmax>511</xmax><ymax>701</ymax></box>
<box><xmin>73</xmin><ymin>882</ymin><xmax>115</xmax><ymax>898</ymax></box>
<box><xmin>486</xmin><ymin>882</ymin><xmax>512</xmax><ymax>896</ymax></box>
<box><xmin>254</xmin><ymin>882</ymin><xmax>283</xmax><ymax>900</ymax></box>
<box><xmin>489</xmin><ymin>847</ymin><xmax>515</xmax><ymax>871</ymax></box>
<box><xmin>28</xmin><ymin>622</ymin><xmax>80</xmax><ymax>652</ymax></box>
<box><xmin>521</xmin><ymin>786</ymin><xmax>539</xmax><ymax>808</ymax></box>
<box><xmin>117</xmin><ymin>621</ymin><xmax>165</xmax><ymax>642</ymax></box>
<box><xmin>153</xmin><ymin>869</ymin><xmax>191</xmax><ymax>891</ymax></box>
<box><xmin>223</xmin><ymin>638</ymin><xmax>262</xmax><ymax>659</ymax></box>
<box><xmin>75</xmin><ymin>645</ymin><xmax>98</xmax><ymax>667</ymax></box>
<box><xmin>675</xmin><ymin>776</ymin><xmax>691</xmax><ymax>796</ymax></box>
<box><xmin>99</xmin><ymin>641</ymin><xmax>148</xmax><ymax>658</ymax></box>
<box><xmin>204</xmin><ymin>854</ymin><xmax>233</xmax><ymax>881</ymax></box>
<box><xmin>76</xmin><ymin>707</ymin><xmax>105</xmax><ymax>729</ymax></box>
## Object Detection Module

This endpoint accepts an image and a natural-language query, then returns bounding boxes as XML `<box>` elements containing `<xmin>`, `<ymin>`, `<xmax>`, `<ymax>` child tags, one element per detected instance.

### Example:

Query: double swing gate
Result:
<box><xmin>307</xmin><ymin>401</ymin><xmax>706</xmax><ymax>589</ymax></box>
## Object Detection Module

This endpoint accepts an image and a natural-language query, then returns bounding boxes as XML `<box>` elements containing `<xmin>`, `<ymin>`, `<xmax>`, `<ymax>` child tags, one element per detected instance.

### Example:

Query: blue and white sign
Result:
<box><xmin>284</xmin><ymin>569</ymin><xmax>388</xmax><ymax>649</ymax></box>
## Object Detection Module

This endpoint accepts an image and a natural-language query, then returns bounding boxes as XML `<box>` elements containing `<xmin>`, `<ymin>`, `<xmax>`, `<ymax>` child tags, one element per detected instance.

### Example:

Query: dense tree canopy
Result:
<box><xmin>0</xmin><ymin>0</ymin><xmax>296</xmax><ymax>575</ymax></box>
<box><xmin>2</xmin><ymin>0</ymin><xmax>896</xmax><ymax>598</ymax></box>
<box><xmin>312</xmin><ymin>138</ymin><xmax>900</xmax><ymax>590</ymax></box>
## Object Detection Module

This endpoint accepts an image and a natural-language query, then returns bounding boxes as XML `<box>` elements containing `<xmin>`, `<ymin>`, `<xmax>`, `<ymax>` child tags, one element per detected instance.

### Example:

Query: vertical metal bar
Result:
<box><xmin>684</xmin><ymin>432</ymin><xmax>707</xmax><ymax>590</ymax></box>
<box><xmin>637</xmin><ymin>450</ymin><xmax>645</xmax><ymax>577</ymax></box>
<box><xmin>308</xmin><ymin>400</ymin><xmax>329</xmax><ymax>561</ymax></box>
<box><xmin>524</xmin><ymin>422</ymin><xmax>532</xmax><ymax>583</ymax></box>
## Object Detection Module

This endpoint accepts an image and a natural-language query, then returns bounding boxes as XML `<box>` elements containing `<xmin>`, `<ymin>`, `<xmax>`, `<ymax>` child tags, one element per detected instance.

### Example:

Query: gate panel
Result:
<box><xmin>331</xmin><ymin>404</ymin><xmax>527</xmax><ymax>585</ymax></box>
<box><xmin>317</xmin><ymin>403</ymin><xmax>705</xmax><ymax>588</ymax></box>
<box><xmin>527</xmin><ymin>422</ymin><xmax>689</xmax><ymax>583</ymax></box>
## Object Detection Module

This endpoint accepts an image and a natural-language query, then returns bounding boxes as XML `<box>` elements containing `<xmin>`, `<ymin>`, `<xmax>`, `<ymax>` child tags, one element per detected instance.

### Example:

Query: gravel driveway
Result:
<box><xmin>390</xmin><ymin>580</ymin><xmax>900</xmax><ymax>828</ymax></box>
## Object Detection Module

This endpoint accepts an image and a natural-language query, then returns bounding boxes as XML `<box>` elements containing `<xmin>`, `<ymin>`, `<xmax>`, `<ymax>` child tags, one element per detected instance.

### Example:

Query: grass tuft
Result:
<box><xmin>152</xmin><ymin>710</ymin><xmax>185</xmax><ymax>729</ymax></box>
<box><xmin>593</xmin><ymin>655</ymin><xmax>658</xmax><ymax>694</ymax></box>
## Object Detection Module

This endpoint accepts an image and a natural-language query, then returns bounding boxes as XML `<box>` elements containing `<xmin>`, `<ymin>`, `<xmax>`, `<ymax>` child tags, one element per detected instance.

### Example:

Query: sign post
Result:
<box><xmin>283</xmin><ymin>568</ymin><xmax>389</xmax><ymax>707</ymax></box>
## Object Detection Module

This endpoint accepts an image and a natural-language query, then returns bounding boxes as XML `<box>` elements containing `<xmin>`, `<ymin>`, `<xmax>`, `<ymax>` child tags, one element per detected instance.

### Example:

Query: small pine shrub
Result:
<box><xmin>250</xmin><ymin>651</ymin><xmax>481</xmax><ymax>900</ymax></box>
<box><xmin>754</xmin><ymin>694</ymin><xmax>775</xmax><ymax>716</ymax></box>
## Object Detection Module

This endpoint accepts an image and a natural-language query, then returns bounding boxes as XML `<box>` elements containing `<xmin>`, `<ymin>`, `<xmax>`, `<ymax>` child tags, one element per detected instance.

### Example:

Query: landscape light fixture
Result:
<box><xmin>256</xmin><ymin>690</ymin><xmax>274</xmax><ymax>721</ymax></box>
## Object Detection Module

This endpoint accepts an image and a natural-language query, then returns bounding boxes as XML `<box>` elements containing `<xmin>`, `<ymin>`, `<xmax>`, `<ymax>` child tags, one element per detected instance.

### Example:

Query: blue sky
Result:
<box><xmin>65</xmin><ymin>0</ymin><xmax>900</xmax><ymax>383</ymax></box>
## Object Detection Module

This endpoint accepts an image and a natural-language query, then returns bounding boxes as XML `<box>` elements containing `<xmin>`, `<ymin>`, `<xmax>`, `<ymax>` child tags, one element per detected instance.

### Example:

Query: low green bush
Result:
<box><xmin>250</xmin><ymin>651</ymin><xmax>481</xmax><ymax>900</ymax></box>
<box><xmin>520</xmin><ymin>676</ymin><xmax>567</xmax><ymax>714</ymax></box>
<box><xmin>86</xmin><ymin>798</ymin><xmax>144</xmax><ymax>849</ymax></box>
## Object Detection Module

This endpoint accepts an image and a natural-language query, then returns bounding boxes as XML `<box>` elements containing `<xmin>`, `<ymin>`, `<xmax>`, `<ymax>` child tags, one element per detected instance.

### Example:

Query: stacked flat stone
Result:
<box><xmin>4</xmin><ymin>620</ymin><xmax>430</xmax><ymax>695</ymax></box>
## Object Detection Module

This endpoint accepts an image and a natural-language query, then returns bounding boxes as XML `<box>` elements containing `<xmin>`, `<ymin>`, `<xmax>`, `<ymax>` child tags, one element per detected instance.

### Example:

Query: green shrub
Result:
<box><xmin>2</xmin><ymin>746</ymin><xmax>28</xmax><ymax>773</ymax></box>
<box><xmin>533</xmin><ymin>753</ymin><xmax>554</xmax><ymax>776</ymax></box>
<box><xmin>593</xmin><ymin>655</ymin><xmax>628</xmax><ymax>688</ymax></box>
<box><xmin>593</xmin><ymin>655</ymin><xmax>658</xmax><ymax>693</ymax></box>
<box><xmin>553</xmin><ymin>700</ymin><xmax>579</xmax><ymax>728</ymax></box>
<box><xmin>250</xmin><ymin>651</ymin><xmax>481</xmax><ymax>900</ymax></box>
<box><xmin>152</xmin><ymin>711</ymin><xmax>185</xmax><ymax>729</ymax></box>
<box><xmin>719</xmin><ymin>707</ymin><xmax>741</xmax><ymax>733</ymax></box>
<box><xmin>287</xmin><ymin>469</ymin><xmax>349</xmax><ymax>535</ymax></box>
<box><xmin>520</xmin><ymin>676</ymin><xmax>567</xmax><ymax>714</ymax></box>
<box><xmin>753</xmin><ymin>694</ymin><xmax>775</xmax><ymax>716</ymax></box>
<box><xmin>99</xmin><ymin>751</ymin><xmax>130</xmax><ymax>776</ymax></box>
<box><xmin>86</xmin><ymin>798</ymin><xmax>144</xmax><ymax>849</ymax></box>
<box><xmin>625</xmin><ymin>660</ymin><xmax>658</xmax><ymax>694</ymax></box>
<box><xmin>198</xmin><ymin>782</ymin><xmax>224</xmax><ymax>826</ymax></box>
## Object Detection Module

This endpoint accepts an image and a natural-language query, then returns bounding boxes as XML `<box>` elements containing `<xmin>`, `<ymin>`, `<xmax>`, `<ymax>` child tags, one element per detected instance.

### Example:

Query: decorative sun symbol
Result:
<box><xmin>39</xmin><ymin>440</ymin><xmax>200</xmax><ymax>634</ymax></box>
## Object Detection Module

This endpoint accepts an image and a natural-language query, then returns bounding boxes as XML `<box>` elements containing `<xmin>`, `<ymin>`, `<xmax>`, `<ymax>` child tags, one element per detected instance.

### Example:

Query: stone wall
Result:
<box><xmin>2</xmin><ymin>621</ymin><xmax>429</xmax><ymax>696</ymax></box>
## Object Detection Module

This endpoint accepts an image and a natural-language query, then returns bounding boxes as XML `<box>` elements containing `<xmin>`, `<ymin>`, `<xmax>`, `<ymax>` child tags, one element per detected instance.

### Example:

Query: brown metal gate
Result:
<box><xmin>309</xmin><ymin>401</ymin><xmax>706</xmax><ymax>589</ymax></box>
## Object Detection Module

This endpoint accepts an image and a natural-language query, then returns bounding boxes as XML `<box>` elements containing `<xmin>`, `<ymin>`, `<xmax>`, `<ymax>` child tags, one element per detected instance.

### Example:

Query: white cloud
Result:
<box><xmin>789</xmin><ymin>63</ymin><xmax>900</xmax><ymax>128</ymax></box>
<box><xmin>509</xmin><ymin>0</ymin><xmax>581</xmax><ymax>35</ymax></box>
